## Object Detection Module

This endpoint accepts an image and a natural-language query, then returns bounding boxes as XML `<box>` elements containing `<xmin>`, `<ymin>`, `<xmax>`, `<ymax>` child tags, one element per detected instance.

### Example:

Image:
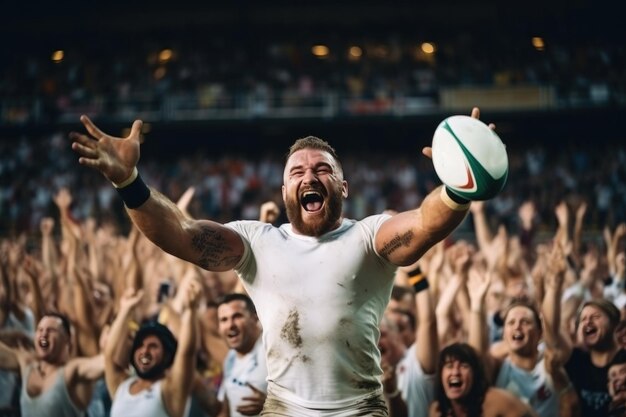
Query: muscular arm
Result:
<box><xmin>21</xmin><ymin>255</ymin><xmax>46</xmax><ymax>326</ymax></box>
<box><xmin>163</xmin><ymin>281</ymin><xmax>200</xmax><ymax>417</ymax></box>
<box><xmin>469</xmin><ymin>200</ymin><xmax>493</xmax><ymax>251</ymax></box>
<box><xmin>71</xmin><ymin>117</ymin><xmax>244</xmax><ymax>273</ymax></box>
<box><xmin>542</xmin><ymin>244</ymin><xmax>572</xmax><ymax>365</ymax></box>
<box><xmin>376</xmin><ymin>186</ymin><xmax>468</xmax><ymax>266</ymax></box>
<box><xmin>104</xmin><ymin>290</ymin><xmax>142</xmax><ymax>398</ymax></box>
<box><xmin>71</xmin><ymin>265</ymin><xmax>100</xmax><ymax>357</ymax></box>
<box><xmin>415</xmin><ymin>280</ymin><xmax>438</xmax><ymax>374</ymax></box>
<box><xmin>66</xmin><ymin>353</ymin><xmax>105</xmax><ymax>410</ymax></box>
<box><xmin>127</xmin><ymin>189</ymin><xmax>244</xmax><ymax>272</ymax></box>
<box><xmin>467</xmin><ymin>269</ymin><xmax>498</xmax><ymax>380</ymax></box>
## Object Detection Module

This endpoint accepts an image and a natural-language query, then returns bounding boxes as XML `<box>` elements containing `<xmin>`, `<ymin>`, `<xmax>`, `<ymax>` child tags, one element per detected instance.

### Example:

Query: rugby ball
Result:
<box><xmin>431</xmin><ymin>115</ymin><xmax>508</xmax><ymax>201</ymax></box>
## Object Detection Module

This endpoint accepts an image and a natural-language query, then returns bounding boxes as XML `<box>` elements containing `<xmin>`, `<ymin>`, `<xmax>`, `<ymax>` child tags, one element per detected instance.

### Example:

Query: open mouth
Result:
<box><xmin>38</xmin><ymin>339</ymin><xmax>49</xmax><ymax>350</ymax></box>
<box><xmin>447</xmin><ymin>378</ymin><xmax>463</xmax><ymax>389</ymax></box>
<box><xmin>512</xmin><ymin>332</ymin><xmax>524</xmax><ymax>342</ymax></box>
<box><xmin>301</xmin><ymin>190</ymin><xmax>324</xmax><ymax>212</ymax></box>
<box><xmin>139</xmin><ymin>356</ymin><xmax>152</xmax><ymax>365</ymax></box>
<box><xmin>583</xmin><ymin>326</ymin><xmax>598</xmax><ymax>336</ymax></box>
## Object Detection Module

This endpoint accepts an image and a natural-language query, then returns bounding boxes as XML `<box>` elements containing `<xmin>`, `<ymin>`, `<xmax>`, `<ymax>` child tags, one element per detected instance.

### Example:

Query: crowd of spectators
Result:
<box><xmin>1</xmin><ymin>160</ymin><xmax>625</xmax><ymax>415</ymax></box>
<box><xmin>2</xmin><ymin>28</ymin><xmax>624</xmax><ymax>124</ymax></box>
<box><xmin>1</xmin><ymin>128</ymin><xmax>624</xmax><ymax>245</ymax></box>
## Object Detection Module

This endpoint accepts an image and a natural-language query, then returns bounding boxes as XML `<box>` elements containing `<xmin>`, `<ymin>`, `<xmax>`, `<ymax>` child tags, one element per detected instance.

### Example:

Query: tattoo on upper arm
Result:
<box><xmin>379</xmin><ymin>230</ymin><xmax>414</xmax><ymax>257</ymax></box>
<box><xmin>191</xmin><ymin>226</ymin><xmax>239</xmax><ymax>269</ymax></box>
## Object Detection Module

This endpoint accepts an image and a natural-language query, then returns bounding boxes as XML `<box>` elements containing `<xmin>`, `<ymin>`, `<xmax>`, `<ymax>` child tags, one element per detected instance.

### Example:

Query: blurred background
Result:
<box><xmin>1</xmin><ymin>0</ymin><xmax>624</xmax><ymax>241</ymax></box>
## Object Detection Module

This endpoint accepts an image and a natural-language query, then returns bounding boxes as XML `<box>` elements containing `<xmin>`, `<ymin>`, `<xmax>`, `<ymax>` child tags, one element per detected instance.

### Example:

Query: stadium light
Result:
<box><xmin>51</xmin><ymin>50</ymin><xmax>64</xmax><ymax>63</ymax></box>
<box><xmin>421</xmin><ymin>42</ymin><xmax>436</xmax><ymax>54</ymax></box>
<box><xmin>312</xmin><ymin>45</ymin><xmax>330</xmax><ymax>58</ymax></box>
<box><xmin>532</xmin><ymin>37</ymin><xmax>545</xmax><ymax>51</ymax></box>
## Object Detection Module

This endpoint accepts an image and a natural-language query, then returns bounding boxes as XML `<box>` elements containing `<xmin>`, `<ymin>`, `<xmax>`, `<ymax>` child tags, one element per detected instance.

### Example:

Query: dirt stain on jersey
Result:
<box><xmin>354</xmin><ymin>393</ymin><xmax>388</xmax><ymax>416</ymax></box>
<box><xmin>280</xmin><ymin>308</ymin><xmax>303</xmax><ymax>348</ymax></box>
<box><xmin>261</xmin><ymin>396</ymin><xmax>289</xmax><ymax>416</ymax></box>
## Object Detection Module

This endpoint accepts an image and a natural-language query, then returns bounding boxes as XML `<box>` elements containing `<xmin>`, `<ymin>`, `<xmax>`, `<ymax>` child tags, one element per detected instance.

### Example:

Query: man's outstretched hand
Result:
<box><xmin>421</xmin><ymin>107</ymin><xmax>494</xmax><ymax>159</ymax></box>
<box><xmin>70</xmin><ymin>115</ymin><xmax>143</xmax><ymax>184</ymax></box>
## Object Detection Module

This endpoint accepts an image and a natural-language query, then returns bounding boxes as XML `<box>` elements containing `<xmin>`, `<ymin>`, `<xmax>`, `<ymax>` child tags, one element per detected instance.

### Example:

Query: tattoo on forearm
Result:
<box><xmin>191</xmin><ymin>226</ymin><xmax>237</xmax><ymax>269</ymax></box>
<box><xmin>379</xmin><ymin>231</ymin><xmax>414</xmax><ymax>257</ymax></box>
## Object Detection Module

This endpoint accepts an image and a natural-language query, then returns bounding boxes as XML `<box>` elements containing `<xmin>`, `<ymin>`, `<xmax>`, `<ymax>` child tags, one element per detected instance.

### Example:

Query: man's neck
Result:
<box><xmin>36</xmin><ymin>360</ymin><xmax>61</xmax><ymax>378</ymax></box>
<box><xmin>236</xmin><ymin>335</ymin><xmax>260</xmax><ymax>358</ymax></box>
<box><xmin>591</xmin><ymin>344</ymin><xmax>619</xmax><ymax>367</ymax></box>
<box><xmin>508</xmin><ymin>349</ymin><xmax>539</xmax><ymax>371</ymax></box>
<box><xmin>132</xmin><ymin>377</ymin><xmax>161</xmax><ymax>393</ymax></box>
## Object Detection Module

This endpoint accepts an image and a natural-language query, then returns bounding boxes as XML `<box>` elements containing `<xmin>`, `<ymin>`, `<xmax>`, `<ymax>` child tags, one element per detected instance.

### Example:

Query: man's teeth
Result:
<box><xmin>140</xmin><ymin>357</ymin><xmax>150</xmax><ymax>365</ymax></box>
<box><xmin>39</xmin><ymin>339</ymin><xmax>49</xmax><ymax>348</ymax></box>
<box><xmin>448</xmin><ymin>379</ymin><xmax>462</xmax><ymax>387</ymax></box>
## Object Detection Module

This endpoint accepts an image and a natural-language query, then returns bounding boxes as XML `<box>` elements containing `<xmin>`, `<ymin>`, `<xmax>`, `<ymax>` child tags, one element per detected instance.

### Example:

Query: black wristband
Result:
<box><xmin>407</xmin><ymin>267</ymin><xmax>430</xmax><ymax>293</ymax></box>
<box><xmin>445</xmin><ymin>186</ymin><xmax>470</xmax><ymax>205</ymax></box>
<box><xmin>116</xmin><ymin>173</ymin><xmax>151</xmax><ymax>209</ymax></box>
<box><xmin>412</xmin><ymin>278</ymin><xmax>430</xmax><ymax>293</ymax></box>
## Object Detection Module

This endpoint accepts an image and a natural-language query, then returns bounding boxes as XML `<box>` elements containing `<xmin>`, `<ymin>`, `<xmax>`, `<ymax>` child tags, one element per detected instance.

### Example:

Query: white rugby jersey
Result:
<box><xmin>226</xmin><ymin>215</ymin><xmax>396</xmax><ymax>409</ymax></box>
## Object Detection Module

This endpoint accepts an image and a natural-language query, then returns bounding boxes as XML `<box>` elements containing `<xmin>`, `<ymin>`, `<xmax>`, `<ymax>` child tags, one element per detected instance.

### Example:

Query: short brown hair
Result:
<box><xmin>576</xmin><ymin>299</ymin><xmax>621</xmax><ymax>330</ymax></box>
<box><xmin>287</xmin><ymin>136</ymin><xmax>340</xmax><ymax>166</ymax></box>
<box><xmin>502</xmin><ymin>297</ymin><xmax>542</xmax><ymax>330</ymax></box>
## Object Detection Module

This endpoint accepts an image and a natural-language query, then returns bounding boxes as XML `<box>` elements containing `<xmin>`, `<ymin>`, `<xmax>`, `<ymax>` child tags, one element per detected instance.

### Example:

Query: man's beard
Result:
<box><xmin>588</xmin><ymin>330</ymin><xmax>616</xmax><ymax>352</ymax></box>
<box><xmin>285</xmin><ymin>186</ymin><xmax>343</xmax><ymax>237</ymax></box>
<box><xmin>131</xmin><ymin>356</ymin><xmax>170</xmax><ymax>381</ymax></box>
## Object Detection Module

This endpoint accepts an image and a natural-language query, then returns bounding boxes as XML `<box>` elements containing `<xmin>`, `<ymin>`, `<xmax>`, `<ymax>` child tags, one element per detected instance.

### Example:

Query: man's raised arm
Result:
<box><xmin>376</xmin><ymin>107</ymin><xmax>500</xmax><ymax>267</ymax></box>
<box><xmin>70</xmin><ymin>116</ymin><xmax>244</xmax><ymax>271</ymax></box>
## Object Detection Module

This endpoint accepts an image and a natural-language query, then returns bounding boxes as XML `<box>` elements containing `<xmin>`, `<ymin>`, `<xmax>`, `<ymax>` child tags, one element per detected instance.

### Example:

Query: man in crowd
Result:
<box><xmin>105</xmin><ymin>284</ymin><xmax>201</xmax><ymax>417</ymax></box>
<box><xmin>217</xmin><ymin>293</ymin><xmax>267</xmax><ymax>417</ymax></box>
<box><xmin>0</xmin><ymin>312</ymin><xmax>104</xmax><ymax>416</ymax></box>
<box><xmin>565</xmin><ymin>299</ymin><xmax>624</xmax><ymax>417</ymax></box>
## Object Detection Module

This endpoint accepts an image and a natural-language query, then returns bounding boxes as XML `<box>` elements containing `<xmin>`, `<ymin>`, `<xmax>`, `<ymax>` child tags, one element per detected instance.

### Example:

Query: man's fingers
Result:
<box><xmin>469</xmin><ymin>107</ymin><xmax>496</xmax><ymax>130</ymax></box>
<box><xmin>236</xmin><ymin>404</ymin><xmax>260</xmax><ymax>416</ymax></box>
<box><xmin>70</xmin><ymin>131</ymin><xmax>97</xmax><ymax>146</ymax></box>
<box><xmin>246</xmin><ymin>382</ymin><xmax>263</xmax><ymax>393</ymax></box>
<box><xmin>78</xmin><ymin>156</ymin><xmax>100</xmax><ymax>169</ymax></box>
<box><xmin>80</xmin><ymin>115</ymin><xmax>107</xmax><ymax>139</ymax></box>
<box><xmin>239</xmin><ymin>396</ymin><xmax>260</xmax><ymax>402</ymax></box>
<box><xmin>129</xmin><ymin>119</ymin><xmax>144</xmax><ymax>139</ymax></box>
<box><xmin>422</xmin><ymin>147</ymin><xmax>432</xmax><ymax>159</ymax></box>
<box><xmin>72</xmin><ymin>142</ymin><xmax>98</xmax><ymax>158</ymax></box>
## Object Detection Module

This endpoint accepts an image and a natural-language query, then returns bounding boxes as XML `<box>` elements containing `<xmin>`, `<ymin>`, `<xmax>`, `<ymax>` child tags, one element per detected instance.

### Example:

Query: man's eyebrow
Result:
<box><xmin>288</xmin><ymin>161</ymin><xmax>333</xmax><ymax>173</ymax></box>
